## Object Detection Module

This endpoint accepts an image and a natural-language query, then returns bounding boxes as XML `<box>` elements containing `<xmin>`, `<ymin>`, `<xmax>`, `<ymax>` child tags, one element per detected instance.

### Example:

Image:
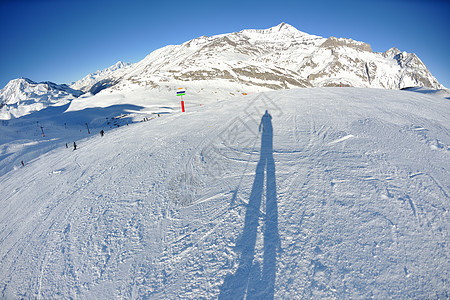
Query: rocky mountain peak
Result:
<box><xmin>66</xmin><ymin>24</ymin><xmax>445</xmax><ymax>95</ymax></box>
<box><xmin>271</xmin><ymin>22</ymin><xmax>297</xmax><ymax>33</ymax></box>
<box><xmin>69</xmin><ymin>22</ymin><xmax>443</xmax><ymax>94</ymax></box>
<box><xmin>383</xmin><ymin>47</ymin><xmax>401</xmax><ymax>59</ymax></box>
<box><xmin>1</xmin><ymin>23</ymin><xmax>445</xmax><ymax>120</ymax></box>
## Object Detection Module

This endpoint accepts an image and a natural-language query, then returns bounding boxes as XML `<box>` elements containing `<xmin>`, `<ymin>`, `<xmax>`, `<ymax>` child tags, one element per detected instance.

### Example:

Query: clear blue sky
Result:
<box><xmin>1</xmin><ymin>0</ymin><xmax>449</xmax><ymax>89</ymax></box>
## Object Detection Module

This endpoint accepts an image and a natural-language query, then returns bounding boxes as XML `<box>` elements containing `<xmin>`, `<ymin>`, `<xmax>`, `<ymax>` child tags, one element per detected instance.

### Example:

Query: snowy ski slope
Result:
<box><xmin>0</xmin><ymin>87</ymin><xmax>449</xmax><ymax>298</ymax></box>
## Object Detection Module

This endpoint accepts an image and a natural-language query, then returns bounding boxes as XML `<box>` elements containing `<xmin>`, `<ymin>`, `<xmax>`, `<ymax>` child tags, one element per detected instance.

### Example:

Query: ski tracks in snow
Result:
<box><xmin>0</xmin><ymin>88</ymin><xmax>449</xmax><ymax>298</ymax></box>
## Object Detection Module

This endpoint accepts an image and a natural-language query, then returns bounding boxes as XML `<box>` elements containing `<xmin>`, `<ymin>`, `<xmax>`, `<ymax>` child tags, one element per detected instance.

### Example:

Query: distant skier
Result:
<box><xmin>66</xmin><ymin>143</ymin><xmax>68</xmax><ymax>148</ymax></box>
<box><xmin>73</xmin><ymin>142</ymin><xmax>77</xmax><ymax>151</ymax></box>
<box><xmin>21</xmin><ymin>160</ymin><xmax>24</xmax><ymax>167</ymax></box>
<box><xmin>100</xmin><ymin>130</ymin><xmax>104</xmax><ymax>137</ymax></box>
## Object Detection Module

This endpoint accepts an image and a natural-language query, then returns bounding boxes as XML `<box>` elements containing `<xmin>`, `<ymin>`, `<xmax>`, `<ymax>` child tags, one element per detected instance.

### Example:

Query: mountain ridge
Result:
<box><xmin>0</xmin><ymin>23</ymin><xmax>446</xmax><ymax>120</ymax></box>
<box><xmin>0</xmin><ymin>78</ymin><xmax>82</xmax><ymax>119</ymax></box>
<box><xmin>70</xmin><ymin>22</ymin><xmax>443</xmax><ymax>94</ymax></box>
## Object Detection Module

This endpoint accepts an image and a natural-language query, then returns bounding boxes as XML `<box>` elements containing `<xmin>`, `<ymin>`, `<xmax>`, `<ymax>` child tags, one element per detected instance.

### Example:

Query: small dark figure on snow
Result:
<box><xmin>73</xmin><ymin>142</ymin><xmax>77</xmax><ymax>151</ymax></box>
<box><xmin>66</xmin><ymin>143</ymin><xmax>68</xmax><ymax>148</ymax></box>
<box><xmin>21</xmin><ymin>160</ymin><xmax>24</xmax><ymax>167</ymax></box>
<box><xmin>100</xmin><ymin>130</ymin><xmax>104</xmax><ymax>137</ymax></box>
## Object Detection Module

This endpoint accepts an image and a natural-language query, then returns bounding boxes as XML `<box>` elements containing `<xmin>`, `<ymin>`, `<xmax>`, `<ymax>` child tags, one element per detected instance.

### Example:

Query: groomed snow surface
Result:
<box><xmin>0</xmin><ymin>87</ymin><xmax>449</xmax><ymax>298</ymax></box>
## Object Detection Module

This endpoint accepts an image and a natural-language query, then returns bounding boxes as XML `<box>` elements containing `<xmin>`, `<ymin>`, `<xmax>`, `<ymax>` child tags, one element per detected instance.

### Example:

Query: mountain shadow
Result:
<box><xmin>220</xmin><ymin>110</ymin><xmax>279</xmax><ymax>299</ymax></box>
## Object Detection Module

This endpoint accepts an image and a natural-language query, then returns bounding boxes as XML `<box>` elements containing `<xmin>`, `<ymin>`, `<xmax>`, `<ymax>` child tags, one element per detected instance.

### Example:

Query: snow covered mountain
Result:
<box><xmin>0</xmin><ymin>78</ymin><xmax>82</xmax><ymax>119</ymax></box>
<box><xmin>0</xmin><ymin>87</ymin><xmax>448</xmax><ymax>298</ymax></box>
<box><xmin>0</xmin><ymin>23</ymin><xmax>445</xmax><ymax>120</ymax></box>
<box><xmin>71</xmin><ymin>23</ymin><xmax>444</xmax><ymax>95</ymax></box>
<box><xmin>70</xmin><ymin>61</ymin><xmax>132</xmax><ymax>94</ymax></box>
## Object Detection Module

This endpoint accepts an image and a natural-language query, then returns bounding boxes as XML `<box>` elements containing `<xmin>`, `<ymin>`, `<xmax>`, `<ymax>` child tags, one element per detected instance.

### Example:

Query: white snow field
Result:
<box><xmin>0</xmin><ymin>87</ymin><xmax>449</xmax><ymax>299</ymax></box>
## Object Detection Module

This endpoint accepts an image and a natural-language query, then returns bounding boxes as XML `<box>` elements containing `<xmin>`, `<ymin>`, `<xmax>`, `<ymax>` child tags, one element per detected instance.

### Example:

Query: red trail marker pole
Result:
<box><xmin>177</xmin><ymin>88</ymin><xmax>186</xmax><ymax>112</ymax></box>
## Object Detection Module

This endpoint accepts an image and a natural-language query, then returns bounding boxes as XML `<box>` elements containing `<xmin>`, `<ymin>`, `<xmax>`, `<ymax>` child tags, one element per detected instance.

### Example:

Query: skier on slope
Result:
<box><xmin>73</xmin><ymin>142</ymin><xmax>77</xmax><ymax>151</ymax></box>
<box><xmin>100</xmin><ymin>130</ymin><xmax>104</xmax><ymax>137</ymax></box>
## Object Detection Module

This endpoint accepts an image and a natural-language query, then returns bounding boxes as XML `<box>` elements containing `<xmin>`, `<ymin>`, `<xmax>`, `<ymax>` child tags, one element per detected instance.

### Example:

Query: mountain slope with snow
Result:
<box><xmin>0</xmin><ymin>87</ymin><xmax>448</xmax><ymax>298</ymax></box>
<box><xmin>71</xmin><ymin>23</ymin><xmax>444</xmax><ymax>96</ymax></box>
<box><xmin>70</xmin><ymin>61</ymin><xmax>132</xmax><ymax>94</ymax></box>
<box><xmin>0</xmin><ymin>23</ymin><xmax>444</xmax><ymax>121</ymax></box>
<box><xmin>0</xmin><ymin>78</ymin><xmax>82</xmax><ymax>120</ymax></box>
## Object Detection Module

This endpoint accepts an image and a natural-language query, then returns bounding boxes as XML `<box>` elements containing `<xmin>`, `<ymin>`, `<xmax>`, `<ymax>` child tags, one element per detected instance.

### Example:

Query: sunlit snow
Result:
<box><xmin>1</xmin><ymin>87</ymin><xmax>448</xmax><ymax>298</ymax></box>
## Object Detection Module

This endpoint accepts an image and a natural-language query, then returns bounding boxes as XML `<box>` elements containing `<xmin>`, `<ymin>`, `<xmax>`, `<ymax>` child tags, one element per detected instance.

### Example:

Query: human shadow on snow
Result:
<box><xmin>220</xmin><ymin>110</ymin><xmax>280</xmax><ymax>299</ymax></box>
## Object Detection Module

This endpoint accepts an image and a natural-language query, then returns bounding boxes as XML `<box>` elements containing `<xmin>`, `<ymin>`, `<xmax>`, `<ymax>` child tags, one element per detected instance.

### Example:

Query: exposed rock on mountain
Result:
<box><xmin>71</xmin><ymin>23</ymin><xmax>444</xmax><ymax>94</ymax></box>
<box><xmin>0</xmin><ymin>23</ymin><xmax>444</xmax><ymax>120</ymax></box>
